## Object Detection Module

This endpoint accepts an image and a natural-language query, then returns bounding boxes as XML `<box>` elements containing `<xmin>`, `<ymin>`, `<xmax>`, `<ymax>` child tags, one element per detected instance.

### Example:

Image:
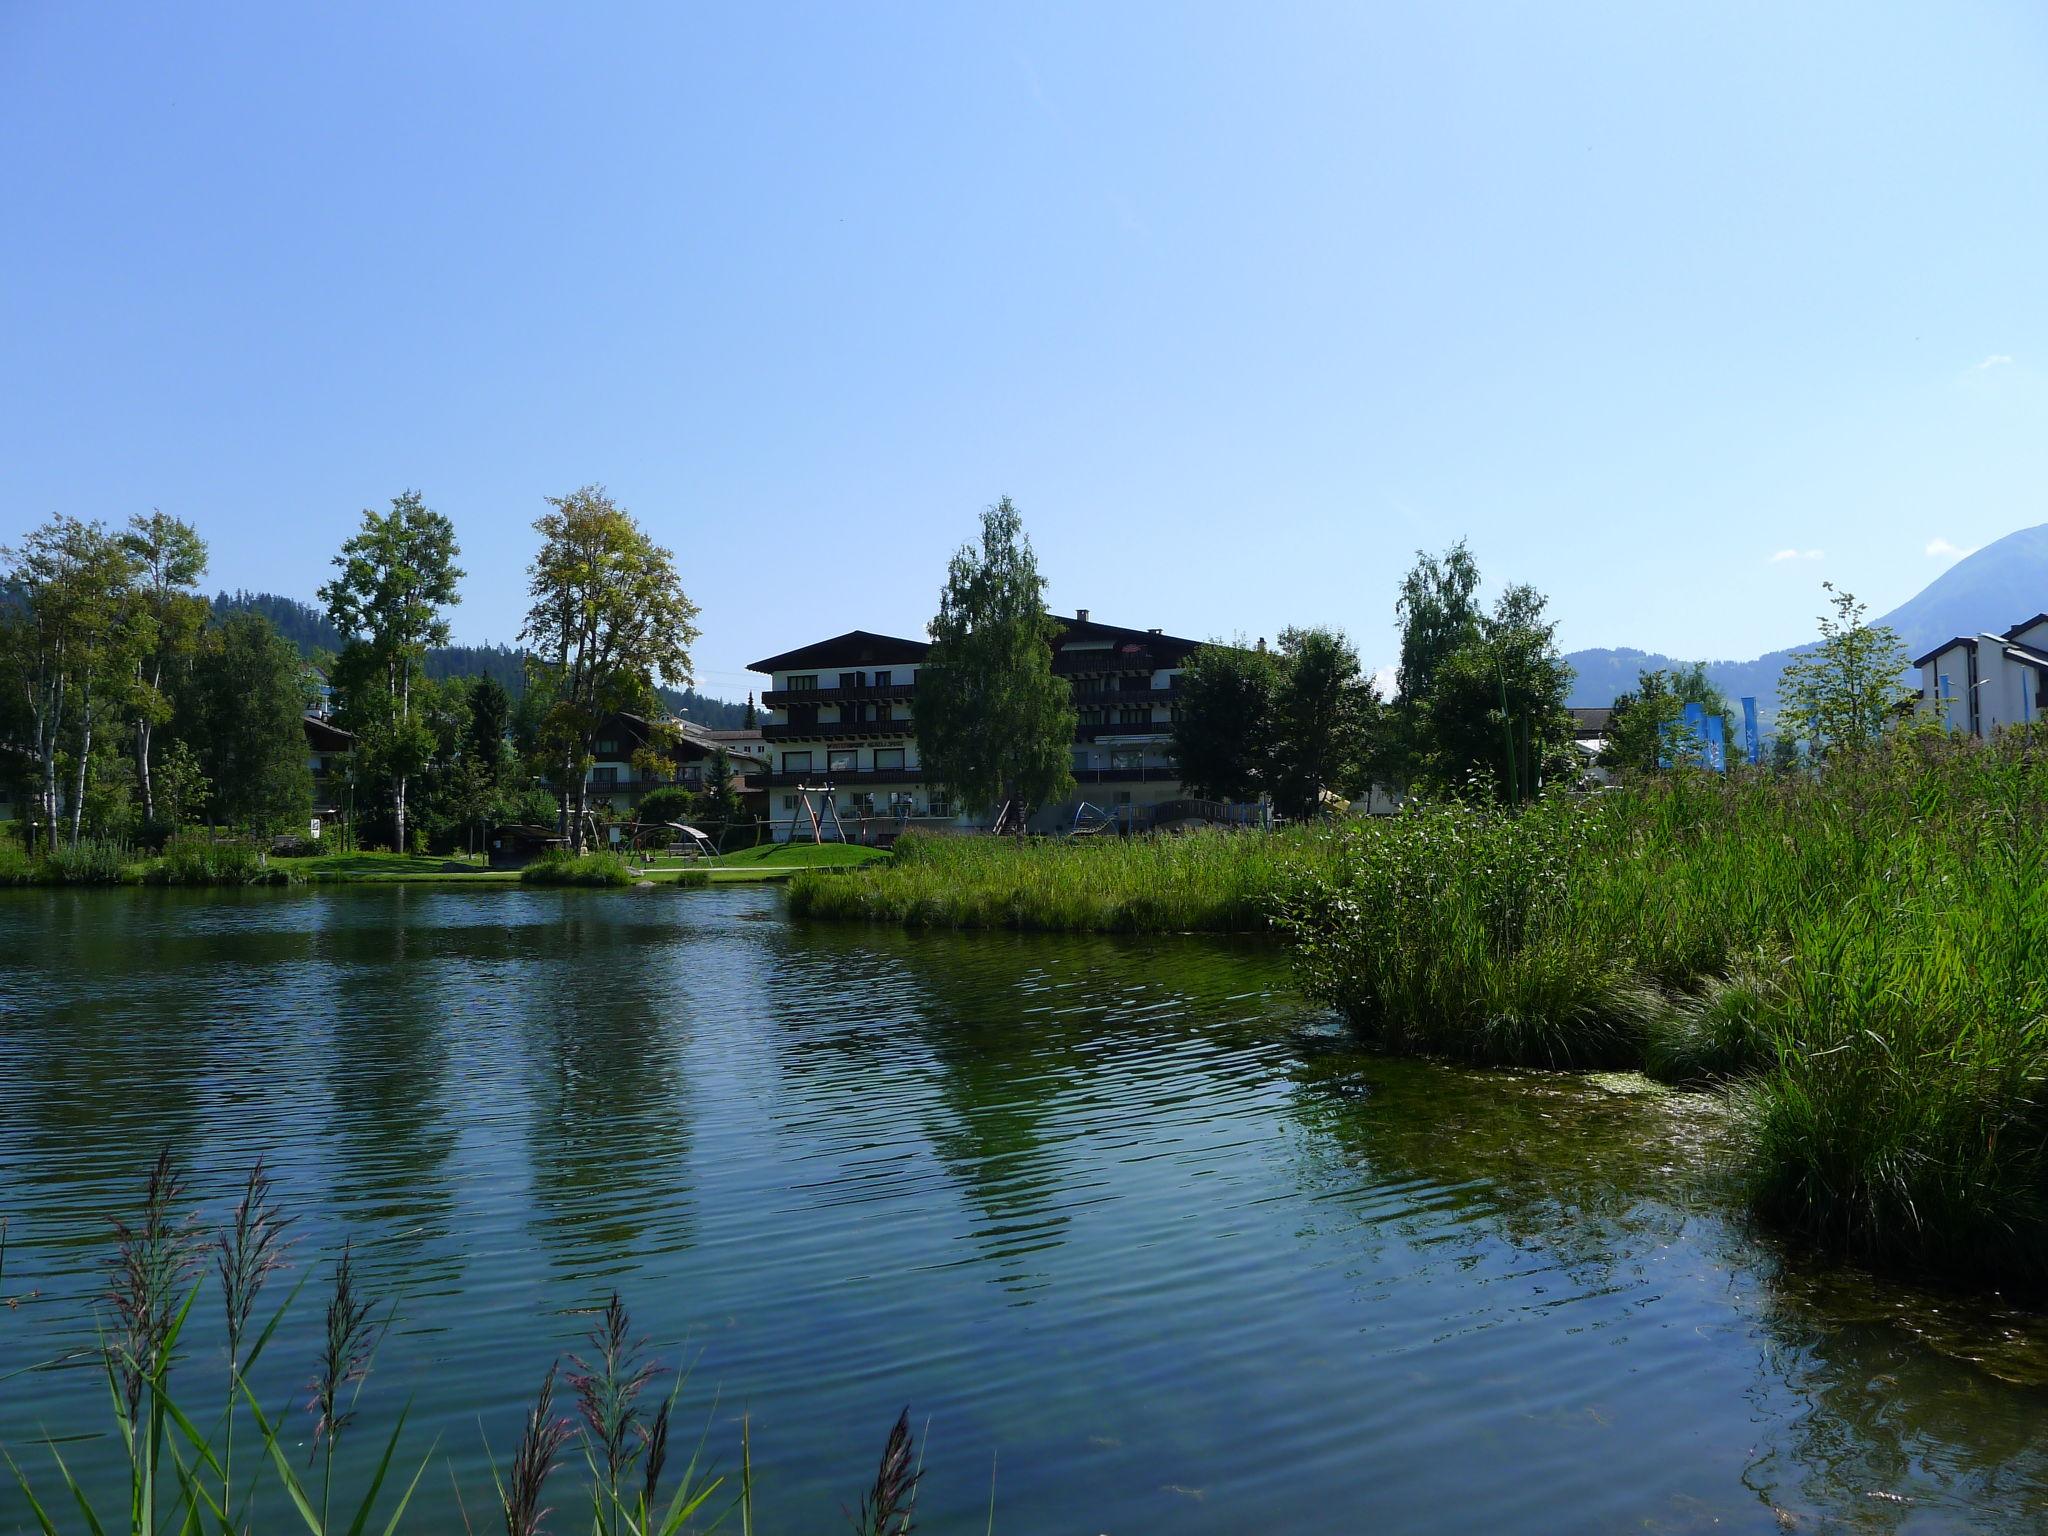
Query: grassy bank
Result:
<box><xmin>786</xmin><ymin>737</ymin><xmax>2048</xmax><ymax>1289</ymax></box>
<box><xmin>787</xmin><ymin>825</ymin><xmax>1334</xmax><ymax>931</ymax></box>
<box><xmin>1277</xmin><ymin>736</ymin><xmax>2048</xmax><ymax>1288</ymax></box>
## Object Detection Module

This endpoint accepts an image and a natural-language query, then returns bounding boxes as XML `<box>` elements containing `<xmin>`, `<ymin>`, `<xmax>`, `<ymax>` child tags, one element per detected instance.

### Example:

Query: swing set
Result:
<box><xmin>780</xmin><ymin>782</ymin><xmax>850</xmax><ymax>844</ymax></box>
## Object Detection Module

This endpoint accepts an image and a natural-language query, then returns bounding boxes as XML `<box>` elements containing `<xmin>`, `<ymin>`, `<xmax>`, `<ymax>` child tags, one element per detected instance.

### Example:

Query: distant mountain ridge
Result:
<box><xmin>212</xmin><ymin>590</ymin><xmax>750</xmax><ymax>729</ymax></box>
<box><xmin>1563</xmin><ymin>522</ymin><xmax>2048</xmax><ymax>721</ymax></box>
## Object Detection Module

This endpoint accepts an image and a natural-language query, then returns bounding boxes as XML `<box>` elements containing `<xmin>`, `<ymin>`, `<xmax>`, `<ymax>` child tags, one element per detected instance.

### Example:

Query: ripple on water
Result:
<box><xmin>0</xmin><ymin>884</ymin><xmax>2044</xmax><ymax>1535</ymax></box>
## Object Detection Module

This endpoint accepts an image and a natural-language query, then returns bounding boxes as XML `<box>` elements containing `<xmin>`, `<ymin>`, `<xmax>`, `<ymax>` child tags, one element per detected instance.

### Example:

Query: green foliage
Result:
<box><xmin>320</xmin><ymin>490</ymin><xmax>465</xmax><ymax>854</ymax></box>
<box><xmin>146</xmin><ymin>836</ymin><xmax>299</xmax><ymax>886</ymax></box>
<box><xmin>914</xmin><ymin>497</ymin><xmax>1076</xmax><ymax>822</ymax></box>
<box><xmin>520</xmin><ymin>486</ymin><xmax>700</xmax><ymax>851</ymax></box>
<box><xmin>1170</xmin><ymin>641</ymin><xmax>1282</xmax><ymax>803</ymax></box>
<box><xmin>789</xmin><ymin>825</ymin><xmax>1345</xmax><ymax>932</ymax></box>
<box><xmin>1410</xmin><ymin>582</ymin><xmax>1576</xmax><ymax>802</ymax></box>
<box><xmin>1777</xmin><ymin>584</ymin><xmax>1911</xmax><ymax>757</ymax></box>
<box><xmin>636</xmin><ymin>785</ymin><xmax>695</xmax><ymax>827</ymax></box>
<box><xmin>1601</xmin><ymin>664</ymin><xmax>1732</xmax><ymax>776</ymax></box>
<box><xmin>1270</xmin><ymin>627</ymin><xmax>1377</xmax><ymax>819</ymax></box>
<box><xmin>40</xmin><ymin>836</ymin><xmax>129</xmax><ymax>883</ymax></box>
<box><xmin>185</xmin><ymin>612</ymin><xmax>315</xmax><ymax>835</ymax></box>
<box><xmin>1277</xmin><ymin>734</ymin><xmax>2048</xmax><ymax>1285</ymax></box>
<box><xmin>520</xmin><ymin>849</ymin><xmax>637</xmax><ymax>886</ymax></box>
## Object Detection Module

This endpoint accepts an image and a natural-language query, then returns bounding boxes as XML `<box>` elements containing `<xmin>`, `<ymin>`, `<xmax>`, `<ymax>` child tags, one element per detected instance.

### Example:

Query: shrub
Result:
<box><xmin>40</xmin><ymin>838</ymin><xmax>129</xmax><ymax>884</ymax></box>
<box><xmin>145</xmin><ymin>837</ymin><xmax>299</xmax><ymax>885</ymax></box>
<box><xmin>0</xmin><ymin>840</ymin><xmax>36</xmax><ymax>886</ymax></box>
<box><xmin>520</xmin><ymin>849</ymin><xmax>636</xmax><ymax>887</ymax></box>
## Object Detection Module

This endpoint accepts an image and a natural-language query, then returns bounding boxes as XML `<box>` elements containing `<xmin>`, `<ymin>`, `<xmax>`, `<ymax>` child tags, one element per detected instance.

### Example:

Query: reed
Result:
<box><xmin>521</xmin><ymin>850</ymin><xmax>637</xmax><ymax>887</ymax></box>
<box><xmin>4</xmin><ymin>1154</ymin><xmax>973</xmax><ymax>1533</ymax></box>
<box><xmin>145</xmin><ymin>837</ymin><xmax>298</xmax><ymax>885</ymax></box>
<box><xmin>789</xmin><ymin>825</ymin><xmax>1342</xmax><ymax>932</ymax></box>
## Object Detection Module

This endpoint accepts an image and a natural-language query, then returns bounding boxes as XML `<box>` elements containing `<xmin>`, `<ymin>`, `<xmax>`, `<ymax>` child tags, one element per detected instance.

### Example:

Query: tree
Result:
<box><xmin>1778</xmin><ymin>585</ymin><xmax>1910</xmax><ymax>759</ymax></box>
<box><xmin>914</xmin><ymin>497</ymin><xmax>1076</xmax><ymax>831</ymax></box>
<box><xmin>466</xmin><ymin>675</ymin><xmax>512</xmax><ymax>770</ymax></box>
<box><xmin>1384</xmin><ymin>542</ymin><xmax>1483</xmax><ymax>789</ymax></box>
<box><xmin>121</xmin><ymin>511</ymin><xmax>209</xmax><ymax>826</ymax></box>
<box><xmin>0</xmin><ymin>515</ymin><xmax>144</xmax><ymax>848</ymax></box>
<box><xmin>743</xmin><ymin>692</ymin><xmax>757</xmax><ymax>730</ymax></box>
<box><xmin>1170</xmin><ymin>641</ymin><xmax>1283</xmax><ymax>804</ymax></box>
<box><xmin>318</xmin><ymin>490</ymin><xmax>463</xmax><ymax>854</ymax></box>
<box><xmin>1601</xmin><ymin>663</ymin><xmax>1731</xmax><ymax>776</ymax></box>
<box><xmin>186</xmin><ymin>612</ymin><xmax>314</xmax><ymax>835</ymax></box>
<box><xmin>1415</xmin><ymin>583</ymin><xmax>1576</xmax><ymax>802</ymax></box>
<box><xmin>520</xmin><ymin>486</ymin><xmax>700</xmax><ymax>852</ymax></box>
<box><xmin>1268</xmin><ymin>627</ymin><xmax>1377</xmax><ymax>820</ymax></box>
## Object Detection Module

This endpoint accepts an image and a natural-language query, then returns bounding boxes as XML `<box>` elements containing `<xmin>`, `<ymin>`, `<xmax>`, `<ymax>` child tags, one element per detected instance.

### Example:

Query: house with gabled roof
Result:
<box><xmin>1916</xmin><ymin>613</ymin><xmax>2048</xmax><ymax>736</ymax></box>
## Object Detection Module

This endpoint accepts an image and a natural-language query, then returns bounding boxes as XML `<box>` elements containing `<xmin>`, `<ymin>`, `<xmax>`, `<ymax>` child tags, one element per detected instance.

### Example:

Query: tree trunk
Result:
<box><xmin>39</xmin><ymin>747</ymin><xmax>59</xmax><ymax>855</ymax></box>
<box><xmin>394</xmin><ymin>771</ymin><xmax>408</xmax><ymax>855</ymax></box>
<box><xmin>70</xmin><ymin>716</ymin><xmax>90</xmax><ymax>847</ymax></box>
<box><xmin>573</xmin><ymin>774</ymin><xmax>591</xmax><ymax>854</ymax></box>
<box><xmin>136</xmin><ymin>717</ymin><xmax>155</xmax><ymax>825</ymax></box>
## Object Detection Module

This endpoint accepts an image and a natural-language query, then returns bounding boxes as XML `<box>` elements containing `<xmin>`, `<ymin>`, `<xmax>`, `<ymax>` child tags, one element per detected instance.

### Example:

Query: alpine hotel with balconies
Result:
<box><xmin>750</xmin><ymin>612</ymin><xmax>1206</xmax><ymax>840</ymax></box>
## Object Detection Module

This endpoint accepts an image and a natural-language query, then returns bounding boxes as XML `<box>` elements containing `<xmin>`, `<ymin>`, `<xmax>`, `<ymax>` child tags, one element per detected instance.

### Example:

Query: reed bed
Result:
<box><xmin>1277</xmin><ymin>735</ymin><xmax>2048</xmax><ymax>1286</ymax></box>
<box><xmin>2</xmin><ymin>1154</ymin><xmax>965</xmax><ymax>1535</ymax></box>
<box><xmin>790</xmin><ymin>737</ymin><xmax>2048</xmax><ymax>1285</ymax></box>
<box><xmin>788</xmin><ymin>825</ymin><xmax>1344</xmax><ymax>932</ymax></box>
<box><xmin>520</xmin><ymin>849</ymin><xmax>638</xmax><ymax>887</ymax></box>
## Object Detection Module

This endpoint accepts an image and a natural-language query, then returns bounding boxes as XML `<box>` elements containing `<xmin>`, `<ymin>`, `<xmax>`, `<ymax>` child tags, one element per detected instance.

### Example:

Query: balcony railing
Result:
<box><xmin>761</xmin><ymin>682</ymin><xmax>918</xmax><ymax>707</ymax></box>
<box><xmin>1075</xmin><ymin>720</ymin><xmax>1170</xmax><ymax>740</ymax></box>
<box><xmin>762</xmin><ymin>720</ymin><xmax>913</xmax><ymax>741</ymax></box>
<box><xmin>764</xmin><ymin>769</ymin><xmax>925</xmax><ymax>787</ymax></box>
<box><xmin>1053</xmin><ymin>649</ymin><xmax>1157</xmax><ymax>675</ymax></box>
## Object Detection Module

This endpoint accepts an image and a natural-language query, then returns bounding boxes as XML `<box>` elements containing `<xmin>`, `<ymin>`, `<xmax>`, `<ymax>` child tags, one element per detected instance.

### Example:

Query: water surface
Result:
<box><xmin>1</xmin><ymin>885</ymin><xmax>2043</xmax><ymax>1533</ymax></box>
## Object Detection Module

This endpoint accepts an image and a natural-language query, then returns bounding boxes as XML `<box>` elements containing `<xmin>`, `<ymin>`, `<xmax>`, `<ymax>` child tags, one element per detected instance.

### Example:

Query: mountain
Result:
<box><xmin>1563</xmin><ymin>522</ymin><xmax>2048</xmax><ymax>722</ymax></box>
<box><xmin>211</xmin><ymin>591</ymin><xmax>751</xmax><ymax>729</ymax></box>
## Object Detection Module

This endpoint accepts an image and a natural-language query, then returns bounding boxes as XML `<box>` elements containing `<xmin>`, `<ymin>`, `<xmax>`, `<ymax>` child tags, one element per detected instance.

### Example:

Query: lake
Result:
<box><xmin>1</xmin><ymin>884</ymin><xmax>2044</xmax><ymax>1533</ymax></box>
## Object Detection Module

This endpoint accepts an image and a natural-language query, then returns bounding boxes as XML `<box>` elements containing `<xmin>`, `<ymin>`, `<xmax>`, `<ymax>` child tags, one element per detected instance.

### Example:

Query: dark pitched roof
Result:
<box><xmin>302</xmin><ymin>714</ymin><xmax>355</xmax><ymax>751</ymax></box>
<box><xmin>1049</xmin><ymin>613</ymin><xmax>1206</xmax><ymax>668</ymax></box>
<box><xmin>1568</xmin><ymin>706</ymin><xmax>1611</xmax><ymax>737</ymax></box>
<box><xmin>2003</xmin><ymin>638</ymin><xmax>2048</xmax><ymax>669</ymax></box>
<box><xmin>1911</xmin><ymin>635</ymin><xmax>1979</xmax><ymax>668</ymax></box>
<box><xmin>749</xmin><ymin>630</ymin><xmax>931</xmax><ymax>674</ymax></box>
<box><xmin>2001</xmin><ymin>613</ymin><xmax>2048</xmax><ymax>640</ymax></box>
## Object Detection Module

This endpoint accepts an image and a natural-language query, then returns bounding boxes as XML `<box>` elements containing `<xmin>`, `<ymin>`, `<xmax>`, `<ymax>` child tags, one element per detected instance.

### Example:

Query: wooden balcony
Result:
<box><xmin>761</xmin><ymin>682</ymin><xmax>917</xmax><ymax>707</ymax></box>
<box><xmin>762</xmin><ymin>720</ymin><xmax>913</xmax><ymax>742</ymax></box>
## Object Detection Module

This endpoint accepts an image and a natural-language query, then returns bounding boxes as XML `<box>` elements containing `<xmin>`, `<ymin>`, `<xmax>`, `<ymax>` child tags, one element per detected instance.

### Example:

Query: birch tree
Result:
<box><xmin>914</xmin><ymin>497</ymin><xmax>1075</xmax><ymax>832</ymax></box>
<box><xmin>121</xmin><ymin>511</ymin><xmax>209</xmax><ymax>825</ymax></box>
<box><xmin>520</xmin><ymin>486</ymin><xmax>700</xmax><ymax>852</ymax></box>
<box><xmin>318</xmin><ymin>491</ymin><xmax>462</xmax><ymax>853</ymax></box>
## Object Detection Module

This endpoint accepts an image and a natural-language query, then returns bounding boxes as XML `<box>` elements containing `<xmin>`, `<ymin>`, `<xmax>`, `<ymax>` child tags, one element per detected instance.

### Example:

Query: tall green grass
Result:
<box><xmin>788</xmin><ymin>826</ymin><xmax>1342</xmax><ymax>932</ymax></box>
<box><xmin>520</xmin><ymin>849</ymin><xmax>637</xmax><ymax>886</ymax></box>
<box><xmin>789</xmin><ymin>737</ymin><xmax>2048</xmax><ymax>1285</ymax></box>
<box><xmin>2</xmin><ymin>1153</ymin><xmax>966</xmax><ymax>1535</ymax></box>
<box><xmin>144</xmin><ymin>837</ymin><xmax>300</xmax><ymax>885</ymax></box>
<box><xmin>1278</xmin><ymin>734</ymin><xmax>2048</xmax><ymax>1286</ymax></box>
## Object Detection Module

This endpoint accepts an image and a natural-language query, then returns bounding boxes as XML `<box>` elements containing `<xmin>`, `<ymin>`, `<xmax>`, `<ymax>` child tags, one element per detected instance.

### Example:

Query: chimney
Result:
<box><xmin>1148</xmin><ymin>627</ymin><xmax>1162</xmax><ymax>634</ymax></box>
<box><xmin>1076</xmin><ymin>608</ymin><xmax>1090</xmax><ymax>623</ymax></box>
<box><xmin>1256</xmin><ymin>636</ymin><xmax>1267</xmax><ymax>652</ymax></box>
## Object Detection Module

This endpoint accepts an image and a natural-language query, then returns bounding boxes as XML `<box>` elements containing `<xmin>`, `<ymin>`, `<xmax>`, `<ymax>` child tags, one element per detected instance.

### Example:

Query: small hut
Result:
<box><xmin>489</xmin><ymin>823</ymin><xmax>563</xmax><ymax>870</ymax></box>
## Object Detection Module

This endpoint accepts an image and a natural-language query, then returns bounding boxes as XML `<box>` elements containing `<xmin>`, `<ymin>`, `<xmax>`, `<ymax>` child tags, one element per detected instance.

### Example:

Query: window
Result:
<box><xmin>596</xmin><ymin>738</ymin><xmax>618</xmax><ymax>756</ymax></box>
<box><xmin>1071</xmin><ymin>749</ymin><xmax>1092</xmax><ymax>772</ymax></box>
<box><xmin>926</xmin><ymin>793</ymin><xmax>951</xmax><ymax>819</ymax></box>
<box><xmin>593</xmin><ymin>766</ymin><xmax>619</xmax><ymax>785</ymax></box>
<box><xmin>873</xmin><ymin>670</ymin><xmax>891</xmax><ymax>686</ymax></box>
<box><xmin>1110</xmin><ymin>747</ymin><xmax>1144</xmax><ymax>771</ymax></box>
<box><xmin>782</xmin><ymin>795</ymin><xmax>797</xmax><ymax>810</ymax></box>
<box><xmin>790</xmin><ymin>703</ymin><xmax>819</xmax><ymax>728</ymax></box>
<box><xmin>851</xmin><ymin>792</ymin><xmax>876</xmax><ymax>817</ymax></box>
<box><xmin>1120</xmin><ymin>708</ymin><xmax>1152</xmax><ymax>725</ymax></box>
<box><xmin>875</xmin><ymin>702</ymin><xmax>893</xmax><ymax>722</ymax></box>
<box><xmin>828</xmin><ymin>749</ymin><xmax>857</xmax><ymax>773</ymax></box>
<box><xmin>839</xmin><ymin>672</ymin><xmax>861</xmax><ymax>689</ymax></box>
<box><xmin>874</xmin><ymin>747</ymin><xmax>904</xmax><ymax>771</ymax></box>
<box><xmin>889</xmin><ymin>791</ymin><xmax>915</xmax><ymax>816</ymax></box>
<box><xmin>788</xmin><ymin>675</ymin><xmax>817</xmax><ymax>691</ymax></box>
<box><xmin>782</xmin><ymin>751</ymin><xmax>813</xmax><ymax>772</ymax></box>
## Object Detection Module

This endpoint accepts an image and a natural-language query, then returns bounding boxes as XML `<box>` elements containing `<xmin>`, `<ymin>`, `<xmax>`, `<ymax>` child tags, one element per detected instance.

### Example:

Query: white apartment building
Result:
<box><xmin>1916</xmin><ymin>613</ymin><xmax>2048</xmax><ymax>736</ymax></box>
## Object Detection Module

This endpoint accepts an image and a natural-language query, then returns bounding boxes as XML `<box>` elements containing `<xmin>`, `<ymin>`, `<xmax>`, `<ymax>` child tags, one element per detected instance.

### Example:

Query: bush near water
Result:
<box><xmin>791</xmin><ymin>733</ymin><xmax>2048</xmax><ymax>1289</ymax></box>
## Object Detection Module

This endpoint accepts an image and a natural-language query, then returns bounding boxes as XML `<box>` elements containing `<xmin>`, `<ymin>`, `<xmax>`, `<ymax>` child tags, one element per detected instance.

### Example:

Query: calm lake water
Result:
<box><xmin>1</xmin><ymin>884</ymin><xmax>2044</xmax><ymax>1533</ymax></box>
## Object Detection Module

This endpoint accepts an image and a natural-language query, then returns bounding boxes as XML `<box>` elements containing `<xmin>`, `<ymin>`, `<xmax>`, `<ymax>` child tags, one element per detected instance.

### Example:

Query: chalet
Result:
<box><xmin>749</xmin><ymin>613</ymin><xmax>1231</xmax><ymax>840</ymax></box>
<box><xmin>303</xmin><ymin>714</ymin><xmax>355</xmax><ymax>836</ymax></box>
<box><xmin>582</xmin><ymin>712</ymin><xmax>769</xmax><ymax>820</ymax></box>
<box><xmin>1917</xmin><ymin>613</ymin><xmax>2048</xmax><ymax>736</ymax></box>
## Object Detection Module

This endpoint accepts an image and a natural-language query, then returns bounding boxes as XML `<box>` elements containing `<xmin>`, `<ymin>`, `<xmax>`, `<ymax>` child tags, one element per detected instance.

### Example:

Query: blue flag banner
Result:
<box><xmin>1741</xmin><ymin>697</ymin><xmax>1759</xmax><ymax>766</ymax></box>
<box><xmin>1703</xmin><ymin>711</ymin><xmax>1727</xmax><ymax>773</ymax></box>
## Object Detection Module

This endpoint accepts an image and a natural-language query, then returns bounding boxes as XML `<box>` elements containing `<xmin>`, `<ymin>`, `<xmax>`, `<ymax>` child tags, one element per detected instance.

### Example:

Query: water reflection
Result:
<box><xmin>2</xmin><ymin>885</ymin><xmax>2045</xmax><ymax>1535</ymax></box>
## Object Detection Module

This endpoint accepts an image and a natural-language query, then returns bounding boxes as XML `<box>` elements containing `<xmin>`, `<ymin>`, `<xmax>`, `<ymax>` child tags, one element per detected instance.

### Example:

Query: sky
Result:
<box><xmin>4</xmin><ymin>3</ymin><xmax>2044</xmax><ymax>703</ymax></box>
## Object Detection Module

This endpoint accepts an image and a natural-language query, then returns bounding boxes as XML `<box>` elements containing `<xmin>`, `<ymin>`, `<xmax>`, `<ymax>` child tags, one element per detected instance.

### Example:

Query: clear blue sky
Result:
<box><xmin>4</xmin><ymin>3</ymin><xmax>2043</xmax><ymax>700</ymax></box>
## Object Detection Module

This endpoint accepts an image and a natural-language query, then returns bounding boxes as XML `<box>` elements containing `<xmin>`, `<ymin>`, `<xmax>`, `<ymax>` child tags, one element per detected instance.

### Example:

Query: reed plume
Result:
<box><xmin>502</xmin><ymin>1361</ymin><xmax>575</xmax><ymax>1536</ymax></box>
<box><xmin>850</xmin><ymin>1408</ymin><xmax>920</xmax><ymax>1536</ymax></box>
